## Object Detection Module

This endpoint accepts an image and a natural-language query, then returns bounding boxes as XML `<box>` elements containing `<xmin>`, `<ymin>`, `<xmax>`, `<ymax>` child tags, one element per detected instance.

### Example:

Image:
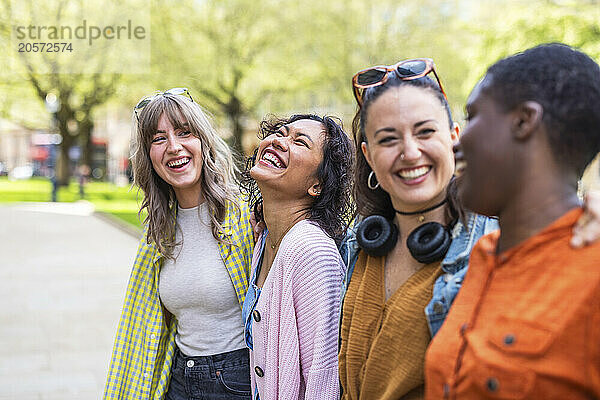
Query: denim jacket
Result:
<box><xmin>338</xmin><ymin>212</ymin><xmax>498</xmax><ymax>337</ymax></box>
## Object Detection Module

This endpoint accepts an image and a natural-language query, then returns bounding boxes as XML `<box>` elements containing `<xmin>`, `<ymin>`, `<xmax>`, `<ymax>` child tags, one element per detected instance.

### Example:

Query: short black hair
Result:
<box><xmin>240</xmin><ymin>114</ymin><xmax>355</xmax><ymax>243</ymax></box>
<box><xmin>484</xmin><ymin>43</ymin><xmax>600</xmax><ymax>177</ymax></box>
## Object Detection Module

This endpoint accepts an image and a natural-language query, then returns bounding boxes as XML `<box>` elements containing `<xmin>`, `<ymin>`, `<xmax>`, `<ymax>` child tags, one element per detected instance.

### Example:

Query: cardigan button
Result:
<box><xmin>255</xmin><ymin>366</ymin><xmax>264</xmax><ymax>377</ymax></box>
<box><xmin>253</xmin><ymin>310</ymin><xmax>261</xmax><ymax>322</ymax></box>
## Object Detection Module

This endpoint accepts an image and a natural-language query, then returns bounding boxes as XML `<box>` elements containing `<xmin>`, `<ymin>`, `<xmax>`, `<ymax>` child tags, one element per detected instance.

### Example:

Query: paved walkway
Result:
<box><xmin>0</xmin><ymin>202</ymin><xmax>140</xmax><ymax>400</ymax></box>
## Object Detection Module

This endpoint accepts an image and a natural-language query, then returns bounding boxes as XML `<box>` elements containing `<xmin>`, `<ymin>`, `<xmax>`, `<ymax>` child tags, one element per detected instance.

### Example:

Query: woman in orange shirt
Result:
<box><xmin>425</xmin><ymin>43</ymin><xmax>600</xmax><ymax>399</ymax></box>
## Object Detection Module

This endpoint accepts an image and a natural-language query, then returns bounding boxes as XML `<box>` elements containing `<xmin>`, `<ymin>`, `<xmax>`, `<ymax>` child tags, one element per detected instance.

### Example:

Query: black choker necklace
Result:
<box><xmin>394</xmin><ymin>199</ymin><xmax>448</xmax><ymax>216</ymax></box>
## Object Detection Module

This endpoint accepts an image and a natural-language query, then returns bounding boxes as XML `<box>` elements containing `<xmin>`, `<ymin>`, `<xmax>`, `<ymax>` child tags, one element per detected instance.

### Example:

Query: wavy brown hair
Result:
<box><xmin>131</xmin><ymin>92</ymin><xmax>239</xmax><ymax>259</ymax></box>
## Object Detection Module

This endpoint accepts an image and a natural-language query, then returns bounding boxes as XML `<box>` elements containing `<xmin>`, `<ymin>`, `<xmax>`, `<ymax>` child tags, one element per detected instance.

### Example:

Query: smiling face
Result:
<box><xmin>250</xmin><ymin>119</ymin><xmax>325</xmax><ymax>199</ymax></box>
<box><xmin>457</xmin><ymin>77</ymin><xmax>518</xmax><ymax>217</ymax></box>
<box><xmin>149</xmin><ymin>113</ymin><xmax>204</xmax><ymax>207</ymax></box>
<box><xmin>361</xmin><ymin>85</ymin><xmax>458</xmax><ymax>212</ymax></box>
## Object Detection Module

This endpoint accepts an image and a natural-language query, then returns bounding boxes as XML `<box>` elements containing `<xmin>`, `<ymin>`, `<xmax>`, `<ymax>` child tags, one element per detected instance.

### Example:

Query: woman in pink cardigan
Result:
<box><xmin>239</xmin><ymin>114</ymin><xmax>354</xmax><ymax>400</ymax></box>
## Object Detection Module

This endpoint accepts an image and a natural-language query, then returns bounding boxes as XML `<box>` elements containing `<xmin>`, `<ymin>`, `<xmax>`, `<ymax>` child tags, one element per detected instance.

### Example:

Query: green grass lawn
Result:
<box><xmin>0</xmin><ymin>177</ymin><xmax>146</xmax><ymax>230</ymax></box>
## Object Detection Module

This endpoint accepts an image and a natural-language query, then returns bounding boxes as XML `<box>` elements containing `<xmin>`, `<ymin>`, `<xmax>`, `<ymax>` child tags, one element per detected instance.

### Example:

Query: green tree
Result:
<box><xmin>152</xmin><ymin>0</ymin><xmax>294</xmax><ymax>156</ymax></box>
<box><xmin>0</xmin><ymin>0</ymin><xmax>149</xmax><ymax>184</ymax></box>
<box><xmin>463</xmin><ymin>0</ymin><xmax>600</xmax><ymax>100</ymax></box>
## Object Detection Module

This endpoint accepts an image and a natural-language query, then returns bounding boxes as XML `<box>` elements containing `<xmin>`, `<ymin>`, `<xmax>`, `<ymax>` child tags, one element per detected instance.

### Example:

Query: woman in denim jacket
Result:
<box><xmin>338</xmin><ymin>59</ymin><xmax>599</xmax><ymax>400</ymax></box>
<box><xmin>339</xmin><ymin>210</ymin><xmax>497</xmax><ymax>339</ymax></box>
<box><xmin>338</xmin><ymin>60</ymin><xmax>486</xmax><ymax>399</ymax></box>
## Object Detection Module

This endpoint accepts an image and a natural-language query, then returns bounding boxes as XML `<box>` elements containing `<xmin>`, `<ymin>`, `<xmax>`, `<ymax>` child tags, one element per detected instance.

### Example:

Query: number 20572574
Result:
<box><xmin>18</xmin><ymin>42</ymin><xmax>73</xmax><ymax>52</ymax></box>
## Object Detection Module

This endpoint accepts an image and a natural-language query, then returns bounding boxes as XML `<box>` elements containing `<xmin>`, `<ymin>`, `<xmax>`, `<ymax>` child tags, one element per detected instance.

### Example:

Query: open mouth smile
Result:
<box><xmin>259</xmin><ymin>150</ymin><xmax>286</xmax><ymax>169</ymax></box>
<box><xmin>167</xmin><ymin>157</ymin><xmax>190</xmax><ymax>169</ymax></box>
<box><xmin>397</xmin><ymin>166</ymin><xmax>431</xmax><ymax>181</ymax></box>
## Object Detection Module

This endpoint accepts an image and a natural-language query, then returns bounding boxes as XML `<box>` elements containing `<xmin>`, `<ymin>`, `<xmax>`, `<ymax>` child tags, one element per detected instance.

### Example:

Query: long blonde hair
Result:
<box><xmin>131</xmin><ymin>92</ymin><xmax>239</xmax><ymax>259</ymax></box>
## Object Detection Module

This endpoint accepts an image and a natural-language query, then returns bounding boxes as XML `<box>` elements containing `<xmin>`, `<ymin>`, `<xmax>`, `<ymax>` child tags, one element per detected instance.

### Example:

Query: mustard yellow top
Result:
<box><xmin>340</xmin><ymin>251</ymin><xmax>442</xmax><ymax>400</ymax></box>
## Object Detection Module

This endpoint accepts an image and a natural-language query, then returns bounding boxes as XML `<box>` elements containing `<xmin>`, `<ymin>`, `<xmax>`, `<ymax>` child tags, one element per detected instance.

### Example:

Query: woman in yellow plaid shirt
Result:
<box><xmin>104</xmin><ymin>88</ymin><xmax>254</xmax><ymax>400</ymax></box>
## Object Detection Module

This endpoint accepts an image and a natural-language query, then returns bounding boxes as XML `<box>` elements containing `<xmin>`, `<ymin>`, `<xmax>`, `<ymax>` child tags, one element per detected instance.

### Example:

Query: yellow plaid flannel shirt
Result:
<box><xmin>103</xmin><ymin>200</ymin><xmax>253</xmax><ymax>400</ymax></box>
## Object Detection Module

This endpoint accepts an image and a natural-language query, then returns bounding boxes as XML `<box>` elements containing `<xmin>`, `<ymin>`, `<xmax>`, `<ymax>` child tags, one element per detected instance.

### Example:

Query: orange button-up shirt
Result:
<box><xmin>425</xmin><ymin>208</ymin><xmax>600</xmax><ymax>399</ymax></box>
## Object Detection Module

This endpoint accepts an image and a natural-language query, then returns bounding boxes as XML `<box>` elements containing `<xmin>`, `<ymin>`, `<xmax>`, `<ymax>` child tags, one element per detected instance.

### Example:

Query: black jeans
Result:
<box><xmin>166</xmin><ymin>347</ymin><xmax>251</xmax><ymax>400</ymax></box>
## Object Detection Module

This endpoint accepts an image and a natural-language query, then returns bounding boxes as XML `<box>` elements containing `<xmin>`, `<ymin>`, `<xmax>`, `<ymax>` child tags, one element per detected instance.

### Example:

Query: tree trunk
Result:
<box><xmin>79</xmin><ymin>117</ymin><xmax>94</xmax><ymax>169</ymax></box>
<box><xmin>56</xmin><ymin>104</ymin><xmax>75</xmax><ymax>185</ymax></box>
<box><xmin>57</xmin><ymin>132</ymin><xmax>74</xmax><ymax>186</ymax></box>
<box><xmin>230</xmin><ymin>113</ymin><xmax>244</xmax><ymax>157</ymax></box>
<box><xmin>224</xmin><ymin>94</ymin><xmax>245</xmax><ymax>158</ymax></box>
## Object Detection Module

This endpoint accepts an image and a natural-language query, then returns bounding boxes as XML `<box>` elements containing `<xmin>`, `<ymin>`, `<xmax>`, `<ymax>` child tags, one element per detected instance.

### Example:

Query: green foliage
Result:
<box><xmin>461</xmin><ymin>0</ymin><xmax>600</xmax><ymax>104</ymax></box>
<box><xmin>0</xmin><ymin>177</ymin><xmax>145</xmax><ymax>229</ymax></box>
<box><xmin>2</xmin><ymin>0</ymin><xmax>600</xmax><ymax>153</ymax></box>
<box><xmin>2</xmin><ymin>0</ymin><xmax>599</xmax><ymax>231</ymax></box>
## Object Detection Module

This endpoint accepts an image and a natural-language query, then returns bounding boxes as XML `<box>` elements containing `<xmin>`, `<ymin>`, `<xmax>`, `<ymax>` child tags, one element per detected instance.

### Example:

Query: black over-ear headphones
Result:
<box><xmin>355</xmin><ymin>215</ymin><xmax>398</xmax><ymax>257</ymax></box>
<box><xmin>356</xmin><ymin>199</ymin><xmax>453</xmax><ymax>263</ymax></box>
<box><xmin>357</xmin><ymin>216</ymin><xmax>451</xmax><ymax>263</ymax></box>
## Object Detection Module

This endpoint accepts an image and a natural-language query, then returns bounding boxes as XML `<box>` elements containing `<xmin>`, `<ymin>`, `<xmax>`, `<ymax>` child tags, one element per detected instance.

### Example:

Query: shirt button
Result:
<box><xmin>443</xmin><ymin>383</ymin><xmax>450</xmax><ymax>397</ymax></box>
<box><xmin>486</xmin><ymin>377</ymin><xmax>499</xmax><ymax>392</ymax></box>
<box><xmin>143</xmin><ymin>372</ymin><xmax>149</xmax><ymax>378</ymax></box>
<box><xmin>150</xmin><ymin>333</ymin><xmax>156</xmax><ymax>340</ymax></box>
<box><xmin>253</xmin><ymin>309</ymin><xmax>261</xmax><ymax>322</ymax></box>
<box><xmin>504</xmin><ymin>333</ymin><xmax>516</xmax><ymax>346</ymax></box>
<box><xmin>255</xmin><ymin>366</ymin><xmax>264</xmax><ymax>377</ymax></box>
<box><xmin>433</xmin><ymin>301</ymin><xmax>444</xmax><ymax>314</ymax></box>
<box><xmin>187</xmin><ymin>360</ymin><xmax>195</xmax><ymax>368</ymax></box>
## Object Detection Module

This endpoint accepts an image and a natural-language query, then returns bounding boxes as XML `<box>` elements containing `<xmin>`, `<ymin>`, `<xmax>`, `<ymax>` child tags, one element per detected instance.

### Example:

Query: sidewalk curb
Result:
<box><xmin>93</xmin><ymin>211</ymin><xmax>142</xmax><ymax>239</ymax></box>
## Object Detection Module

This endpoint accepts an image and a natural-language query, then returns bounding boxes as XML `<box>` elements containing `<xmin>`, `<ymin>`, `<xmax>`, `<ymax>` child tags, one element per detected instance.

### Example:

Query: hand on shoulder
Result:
<box><xmin>571</xmin><ymin>190</ymin><xmax>600</xmax><ymax>248</ymax></box>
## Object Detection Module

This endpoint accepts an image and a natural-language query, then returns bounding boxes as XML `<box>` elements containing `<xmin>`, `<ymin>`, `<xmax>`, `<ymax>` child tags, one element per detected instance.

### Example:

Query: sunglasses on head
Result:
<box><xmin>352</xmin><ymin>58</ymin><xmax>446</xmax><ymax>107</ymax></box>
<box><xmin>134</xmin><ymin>87</ymin><xmax>194</xmax><ymax>121</ymax></box>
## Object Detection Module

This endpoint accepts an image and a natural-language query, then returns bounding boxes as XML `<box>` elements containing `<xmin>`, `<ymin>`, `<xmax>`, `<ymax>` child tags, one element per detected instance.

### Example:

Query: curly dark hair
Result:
<box><xmin>484</xmin><ymin>43</ymin><xmax>600</xmax><ymax>177</ymax></box>
<box><xmin>240</xmin><ymin>114</ymin><xmax>355</xmax><ymax>243</ymax></box>
<box><xmin>351</xmin><ymin>72</ymin><xmax>465</xmax><ymax>224</ymax></box>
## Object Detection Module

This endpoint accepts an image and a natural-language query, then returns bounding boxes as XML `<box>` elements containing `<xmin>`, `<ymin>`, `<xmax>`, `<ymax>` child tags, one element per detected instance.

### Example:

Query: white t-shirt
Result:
<box><xmin>159</xmin><ymin>203</ymin><xmax>245</xmax><ymax>356</ymax></box>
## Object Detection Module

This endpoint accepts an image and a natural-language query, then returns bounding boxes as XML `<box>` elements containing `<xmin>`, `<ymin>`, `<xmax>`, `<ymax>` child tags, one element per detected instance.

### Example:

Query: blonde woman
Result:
<box><xmin>104</xmin><ymin>88</ymin><xmax>253</xmax><ymax>400</ymax></box>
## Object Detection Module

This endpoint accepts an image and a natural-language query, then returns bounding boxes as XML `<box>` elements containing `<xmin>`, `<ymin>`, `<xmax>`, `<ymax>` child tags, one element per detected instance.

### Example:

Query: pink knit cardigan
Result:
<box><xmin>249</xmin><ymin>219</ymin><xmax>344</xmax><ymax>400</ymax></box>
